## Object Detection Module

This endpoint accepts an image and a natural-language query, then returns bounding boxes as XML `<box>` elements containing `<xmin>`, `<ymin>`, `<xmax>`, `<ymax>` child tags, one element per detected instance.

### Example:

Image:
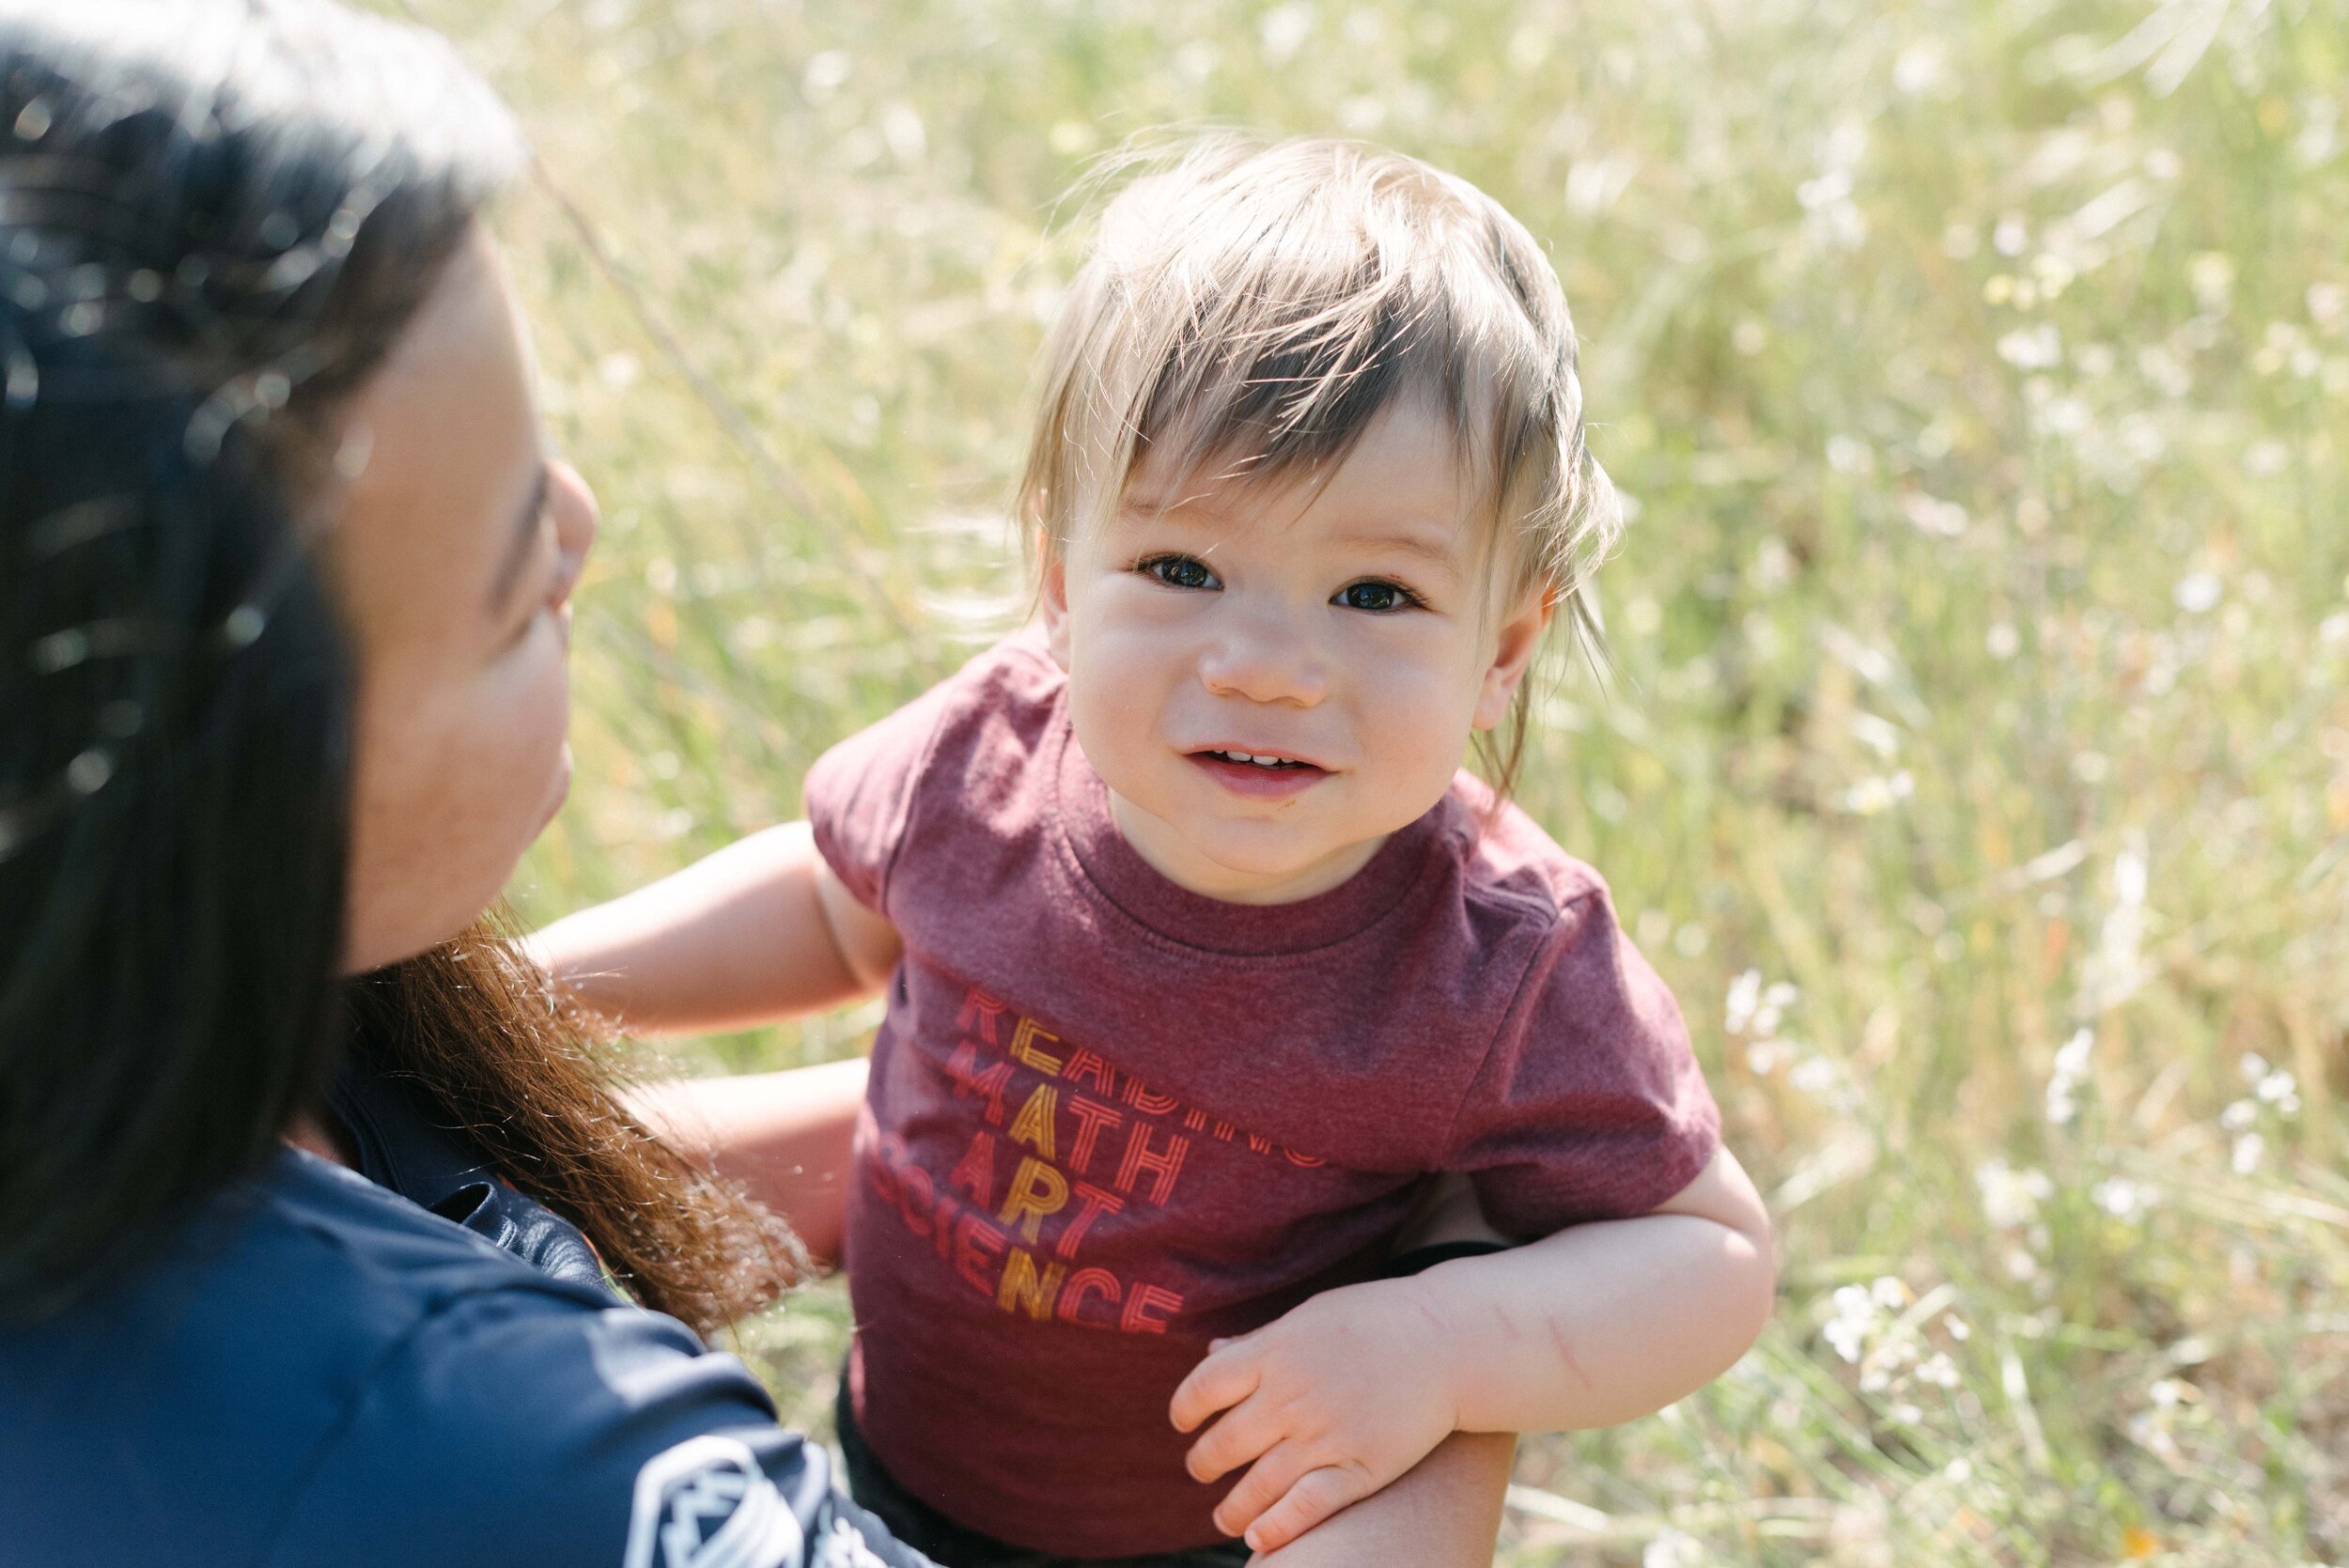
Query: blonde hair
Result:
<box><xmin>1017</xmin><ymin>134</ymin><xmax>1620</xmax><ymax>796</ymax></box>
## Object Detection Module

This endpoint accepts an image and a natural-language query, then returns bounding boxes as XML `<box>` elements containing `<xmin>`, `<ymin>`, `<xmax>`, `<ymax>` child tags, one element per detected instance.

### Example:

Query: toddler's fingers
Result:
<box><xmin>1183</xmin><ymin>1395</ymin><xmax>1282</xmax><ymax>1483</ymax></box>
<box><xmin>1207</xmin><ymin>1439</ymin><xmax>1314</xmax><ymax>1539</ymax></box>
<box><xmin>1170</xmin><ymin>1343</ymin><xmax>1259</xmax><ymax>1435</ymax></box>
<box><xmin>1238</xmin><ymin>1466</ymin><xmax>1375</xmax><ymax>1556</ymax></box>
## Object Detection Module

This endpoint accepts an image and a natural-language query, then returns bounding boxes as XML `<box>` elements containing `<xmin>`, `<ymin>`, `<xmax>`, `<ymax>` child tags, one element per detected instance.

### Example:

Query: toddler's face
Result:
<box><xmin>1043</xmin><ymin>398</ymin><xmax>1549</xmax><ymax>905</ymax></box>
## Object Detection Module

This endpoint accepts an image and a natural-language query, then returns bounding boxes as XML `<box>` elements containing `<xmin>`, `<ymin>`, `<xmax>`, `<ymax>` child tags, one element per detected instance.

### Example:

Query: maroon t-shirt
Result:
<box><xmin>806</xmin><ymin>632</ymin><xmax>1718</xmax><ymax>1557</ymax></box>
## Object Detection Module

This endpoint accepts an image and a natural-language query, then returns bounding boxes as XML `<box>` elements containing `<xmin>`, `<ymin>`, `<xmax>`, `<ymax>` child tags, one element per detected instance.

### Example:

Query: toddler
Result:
<box><xmin>543</xmin><ymin>136</ymin><xmax>1773</xmax><ymax>1565</ymax></box>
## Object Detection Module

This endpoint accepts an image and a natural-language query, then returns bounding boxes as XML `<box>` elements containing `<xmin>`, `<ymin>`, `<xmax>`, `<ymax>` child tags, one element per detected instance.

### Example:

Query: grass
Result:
<box><xmin>400</xmin><ymin>0</ymin><xmax>2349</xmax><ymax>1561</ymax></box>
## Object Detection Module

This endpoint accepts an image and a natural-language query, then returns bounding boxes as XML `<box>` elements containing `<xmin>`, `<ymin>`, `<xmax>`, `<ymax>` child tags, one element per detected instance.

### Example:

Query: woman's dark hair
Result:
<box><xmin>0</xmin><ymin>0</ymin><xmax>799</xmax><ymax>1330</ymax></box>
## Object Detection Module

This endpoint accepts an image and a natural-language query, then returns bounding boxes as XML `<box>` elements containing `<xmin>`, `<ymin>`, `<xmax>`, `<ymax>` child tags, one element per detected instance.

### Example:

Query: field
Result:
<box><xmin>402</xmin><ymin>0</ymin><xmax>2349</xmax><ymax>1561</ymax></box>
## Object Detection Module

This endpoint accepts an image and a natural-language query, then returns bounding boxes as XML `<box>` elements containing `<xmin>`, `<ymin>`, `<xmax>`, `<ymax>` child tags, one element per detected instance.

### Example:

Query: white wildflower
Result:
<box><xmin>1258</xmin><ymin>4</ymin><xmax>1314</xmax><ymax>62</ymax></box>
<box><xmin>2054</xmin><ymin>1030</ymin><xmax>2094</xmax><ymax>1076</ymax></box>
<box><xmin>2174</xmin><ymin>571</ymin><xmax>2223</xmax><ymax>613</ymax></box>
<box><xmin>2092</xmin><ymin>1176</ymin><xmax>2149</xmax><ymax>1220</ymax></box>
<box><xmin>2256</xmin><ymin>1069</ymin><xmax>2300</xmax><ymax>1114</ymax></box>
<box><xmin>1998</xmin><ymin>323</ymin><xmax>2063</xmax><ymax>369</ymax></box>
<box><xmin>1843</xmin><ymin>771</ymin><xmax>1914</xmax><ymax>815</ymax></box>
<box><xmin>1901</xmin><ymin>492</ymin><xmax>1968</xmax><ymax>537</ymax></box>
<box><xmin>2091</xmin><ymin>838</ymin><xmax>2150</xmax><ymax>1010</ymax></box>
<box><xmin>1825</xmin><ymin>1284</ymin><xmax>1875</xmax><ymax>1362</ymax></box>
<box><xmin>2046</xmin><ymin>1028</ymin><xmax>2093</xmax><ymax>1126</ymax></box>
<box><xmin>1725</xmin><ymin>970</ymin><xmax>1763</xmax><ymax>1033</ymax></box>
<box><xmin>1826</xmin><ymin>434</ymin><xmax>1875</xmax><ymax>474</ymax></box>
<box><xmin>1977</xmin><ymin>1158</ymin><xmax>2053</xmax><ymax>1227</ymax></box>
<box><xmin>801</xmin><ymin>49</ymin><xmax>851</xmax><ymax>96</ymax></box>
<box><xmin>1644</xmin><ymin>1527</ymin><xmax>1704</xmax><ymax>1568</ymax></box>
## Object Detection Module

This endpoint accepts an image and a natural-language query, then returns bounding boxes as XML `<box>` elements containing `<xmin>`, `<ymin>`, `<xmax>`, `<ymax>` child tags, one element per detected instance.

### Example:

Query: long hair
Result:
<box><xmin>344</xmin><ymin>916</ymin><xmax>804</xmax><ymax>1337</ymax></box>
<box><xmin>0</xmin><ymin>0</ymin><xmax>797</xmax><ymax>1332</ymax></box>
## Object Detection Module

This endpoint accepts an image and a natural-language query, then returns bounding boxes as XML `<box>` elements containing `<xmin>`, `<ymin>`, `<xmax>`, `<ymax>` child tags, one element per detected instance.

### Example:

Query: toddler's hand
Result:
<box><xmin>1169</xmin><ymin>1278</ymin><xmax>1459</xmax><ymax>1554</ymax></box>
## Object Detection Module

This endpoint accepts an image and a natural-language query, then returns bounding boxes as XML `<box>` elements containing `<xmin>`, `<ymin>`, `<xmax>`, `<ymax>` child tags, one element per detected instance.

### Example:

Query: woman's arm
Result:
<box><xmin>531</xmin><ymin>821</ymin><xmax>901</xmax><ymax>1035</ymax></box>
<box><xmin>1250</xmin><ymin>1430</ymin><xmax>1516</xmax><ymax>1568</ymax></box>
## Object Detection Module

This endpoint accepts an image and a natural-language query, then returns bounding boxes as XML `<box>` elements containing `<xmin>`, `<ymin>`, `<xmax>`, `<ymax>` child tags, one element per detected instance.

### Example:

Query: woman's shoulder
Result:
<box><xmin>0</xmin><ymin>1151</ymin><xmax>910</xmax><ymax>1568</ymax></box>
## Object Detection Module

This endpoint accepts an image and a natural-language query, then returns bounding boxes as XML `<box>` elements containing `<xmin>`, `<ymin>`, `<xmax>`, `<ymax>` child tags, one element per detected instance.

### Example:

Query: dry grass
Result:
<box><xmin>402</xmin><ymin>0</ymin><xmax>2349</xmax><ymax>1560</ymax></box>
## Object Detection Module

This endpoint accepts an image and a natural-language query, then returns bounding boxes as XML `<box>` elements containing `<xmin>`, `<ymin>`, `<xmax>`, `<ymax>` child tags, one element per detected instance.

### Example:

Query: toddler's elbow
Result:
<box><xmin>1729</xmin><ymin>1211</ymin><xmax>1777</xmax><ymax>1348</ymax></box>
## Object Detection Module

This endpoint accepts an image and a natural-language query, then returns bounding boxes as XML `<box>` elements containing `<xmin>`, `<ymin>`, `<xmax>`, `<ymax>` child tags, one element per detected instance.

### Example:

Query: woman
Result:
<box><xmin>0</xmin><ymin>3</ymin><xmax>1511</xmax><ymax>1564</ymax></box>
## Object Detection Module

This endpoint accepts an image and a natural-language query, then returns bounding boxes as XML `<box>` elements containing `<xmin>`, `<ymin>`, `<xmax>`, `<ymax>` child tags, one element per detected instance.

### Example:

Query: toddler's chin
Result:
<box><xmin>1191</xmin><ymin>825</ymin><xmax>1367</xmax><ymax>887</ymax></box>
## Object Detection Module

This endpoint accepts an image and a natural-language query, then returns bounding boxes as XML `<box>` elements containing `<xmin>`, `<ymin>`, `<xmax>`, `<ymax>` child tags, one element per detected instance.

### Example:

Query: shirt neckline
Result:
<box><xmin>1047</xmin><ymin>696</ymin><xmax>1444</xmax><ymax>956</ymax></box>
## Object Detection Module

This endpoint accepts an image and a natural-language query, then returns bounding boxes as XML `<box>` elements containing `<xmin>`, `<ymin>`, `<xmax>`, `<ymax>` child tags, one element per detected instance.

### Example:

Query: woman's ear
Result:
<box><xmin>1039</xmin><ymin>552</ymin><xmax>1073</xmax><ymax>672</ymax></box>
<box><xmin>1471</xmin><ymin>585</ymin><xmax>1556</xmax><ymax>731</ymax></box>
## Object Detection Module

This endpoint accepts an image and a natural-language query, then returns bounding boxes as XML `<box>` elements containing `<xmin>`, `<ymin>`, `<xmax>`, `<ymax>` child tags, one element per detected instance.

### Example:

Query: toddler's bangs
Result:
<box><xmin>1019</xmin><ymin>134</ymin><xmax>1620</xmax><ymax>613</ymax></box>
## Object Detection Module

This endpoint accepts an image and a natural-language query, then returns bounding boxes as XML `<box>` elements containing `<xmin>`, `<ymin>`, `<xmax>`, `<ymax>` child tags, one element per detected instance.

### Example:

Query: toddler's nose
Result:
<box><xmin>1198</xmin><ymin>613</ymin><xmax>1328</xmax><ymax>707</ymax></box>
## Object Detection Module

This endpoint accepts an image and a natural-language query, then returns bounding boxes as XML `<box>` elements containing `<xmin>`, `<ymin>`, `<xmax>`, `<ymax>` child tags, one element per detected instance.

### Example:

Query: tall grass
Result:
<box><xmin>405</xmin><ymin>0</ymin><xmax>2349</xmax><ymax>1560</ymax></box>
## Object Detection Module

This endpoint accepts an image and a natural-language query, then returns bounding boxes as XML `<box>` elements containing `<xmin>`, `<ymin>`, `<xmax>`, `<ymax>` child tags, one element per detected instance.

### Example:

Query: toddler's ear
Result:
<box><xmin>1471</xmin><ymin>586</ymin><xmax>1555</xmax><ymax>731</ymax></box>
<box><xmin>1040</xmin><ymin>556</ymin><xmax>1074</xmax><ymax>672</ymax></box>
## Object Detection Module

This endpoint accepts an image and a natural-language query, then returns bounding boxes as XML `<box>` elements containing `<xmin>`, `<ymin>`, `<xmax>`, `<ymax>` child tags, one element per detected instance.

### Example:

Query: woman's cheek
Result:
<box><xmin>497</xmin><ymin>635</ymin><xmax>574</xmax><ymax>808</ymax></box>
<box><xmin>430</xmin><ymin>637</ymin><xmax>569</xmax><ymax>878</ymax></box>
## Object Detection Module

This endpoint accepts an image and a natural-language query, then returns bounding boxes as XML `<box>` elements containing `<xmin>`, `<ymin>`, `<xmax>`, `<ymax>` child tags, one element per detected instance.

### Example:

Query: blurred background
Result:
<box><xmin>397</xmin><ymin>0</ymin><xmax>2347</xmax><ymax>1561</ymax></box>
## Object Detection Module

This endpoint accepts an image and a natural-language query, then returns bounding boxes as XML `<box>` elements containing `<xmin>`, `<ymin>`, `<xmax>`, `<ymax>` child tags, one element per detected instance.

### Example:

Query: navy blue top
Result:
<box><xmin>0</xmin><ymin>1077</ymin><xmax>930</xmax><ymax>1568</ymax></box>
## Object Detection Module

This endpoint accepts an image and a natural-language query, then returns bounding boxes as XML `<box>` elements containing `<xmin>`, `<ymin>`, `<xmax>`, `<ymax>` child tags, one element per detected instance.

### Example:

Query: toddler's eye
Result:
<box><xmin>1333</xmin><ymin>579</ymin><xmax>1420</xmax><ymax>613</ymax></box>
<box><xmin>1140</xmin><ymin>554</ymin><xmax>1221</xmax><ymax>591</ymax></box>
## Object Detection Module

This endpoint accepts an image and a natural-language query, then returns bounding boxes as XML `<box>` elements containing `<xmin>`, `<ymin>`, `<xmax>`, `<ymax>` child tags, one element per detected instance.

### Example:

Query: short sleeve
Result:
<box><xmin>1441</xmin><ymin>892</ymin><xmax>1719</xmax><ymax>1237</ymax></box>
<box><xmin>265</xmin><ymin>1289</ymin><xmax>933</xmax><ymax>1568</ymax></box>
<box><xmin>801</xmin><ymin>675</ymin><xmax>964</xmax><ymax>916</ymax></box>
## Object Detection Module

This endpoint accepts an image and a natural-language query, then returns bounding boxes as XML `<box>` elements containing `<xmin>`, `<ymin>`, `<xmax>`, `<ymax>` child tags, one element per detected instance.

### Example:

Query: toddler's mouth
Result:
<box><xmin>1198</xmin><ymin>749</ymin><xmax>1315</xmax><ymax>770</ymax></box>
<box><xmin>1187</xmin><ymin>748</ymin><xmax>1330</xmax><ymax>800</ymax></box>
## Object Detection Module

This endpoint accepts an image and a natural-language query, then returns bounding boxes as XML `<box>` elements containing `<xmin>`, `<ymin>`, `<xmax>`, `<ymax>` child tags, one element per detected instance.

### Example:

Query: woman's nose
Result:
<box><xmin>1198</xmin><ymin>607</ymin><xmax>1328</xmax><ymax>707</ymax></box>
<box><xmin>544</xmin><ymin>458</ymin><xmax>599</xmax><ymax>611</ymax></box>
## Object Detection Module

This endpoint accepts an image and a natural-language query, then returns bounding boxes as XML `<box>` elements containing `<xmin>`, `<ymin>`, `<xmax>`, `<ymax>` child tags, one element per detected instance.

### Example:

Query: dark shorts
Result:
<box><xmin>831</xmin><ymin>1379</ymin><xmax>1252</xmax><ymax>1568</ymax></box>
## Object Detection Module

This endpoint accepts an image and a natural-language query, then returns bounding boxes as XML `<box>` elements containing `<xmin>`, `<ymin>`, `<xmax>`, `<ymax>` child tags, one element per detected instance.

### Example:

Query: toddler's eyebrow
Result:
<box><xmin>1333</xmin><ymin>529</ymin><xmax>1461</xmax><ymax>572</ymax></box>
<box><xmin>1114</xmin><ymin>489</ymin><xmax>1218</xmax><ymax>520</ymax></box>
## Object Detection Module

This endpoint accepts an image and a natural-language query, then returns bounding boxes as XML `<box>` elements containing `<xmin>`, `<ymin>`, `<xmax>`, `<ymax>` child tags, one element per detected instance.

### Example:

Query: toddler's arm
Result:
<box><xmin>531</xmin><ymin>821</ymin><xmax>902</xmax><ymax>1035</ymax></box>
<box><xmin>1172</xmin><ymin>1146</ymin><xmax>1774</xmax><ymax>1553</ymax></box>
<box><xmin>626</xmin><ymin>1058</ymin><xmax>870</xmax><ymax>1266</ymax></box>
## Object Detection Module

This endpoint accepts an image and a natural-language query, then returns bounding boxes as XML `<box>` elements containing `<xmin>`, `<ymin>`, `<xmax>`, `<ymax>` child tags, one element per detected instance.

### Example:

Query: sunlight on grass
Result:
<box><xmin>401</xmin><ymin>0</ymin><xmax>2348</xmax><ymax>1560</ymax></box>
